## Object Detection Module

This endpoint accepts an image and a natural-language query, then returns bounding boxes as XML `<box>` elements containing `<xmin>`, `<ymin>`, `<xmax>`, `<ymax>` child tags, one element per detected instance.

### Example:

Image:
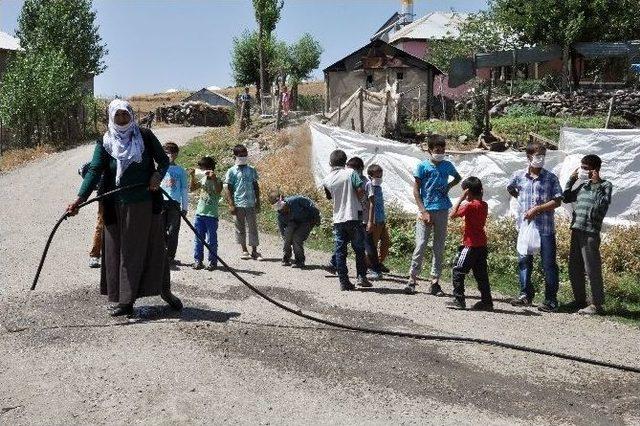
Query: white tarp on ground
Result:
<box><xmin>310</xmin><ymin>122</ymin><xmax>640</xmax><ymax>224</ymax></box>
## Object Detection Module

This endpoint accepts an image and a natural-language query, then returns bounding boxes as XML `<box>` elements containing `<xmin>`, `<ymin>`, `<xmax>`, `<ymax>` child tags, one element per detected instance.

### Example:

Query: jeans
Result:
<box><xmin>194</xmin><ymin>215</ymin><xmax>219</xmax><ymax>264</ymax></box>
<box><xmin>282</xmin><ymin>221</ymin><xmax>313</xmax><ymax>265</ymax></box>
<box><xmin>162</xmin><ymin>200</ymin><xmax>182</xmax><ymax>260</ymax></box>
<box><xmin>452</xmin><ymin>246</ymin><xmax>492</xmax><ymax>303</ymax></box>
<box><xmin>518</xmin><ymin>233</ymin><xmax>559</xmax><ymax>302</ymax></box>
<box><xmin>569</xmin><ymin>229</ymin><xmax>604</xmax><ymax>306</ymax></box>
<box><xmin>333</xmin><ymin>220</ymin><xmax>367</xmax><ymax>284</ymax></box>
<box><xmin>409</xmin><ymin>210</ymin><xmax>449</xmax><ymax>279</ymax></box>
<box><xmin>364</xmin><ymin>227</ymin><xmax>382</xmax><ymax>273</ymax></box>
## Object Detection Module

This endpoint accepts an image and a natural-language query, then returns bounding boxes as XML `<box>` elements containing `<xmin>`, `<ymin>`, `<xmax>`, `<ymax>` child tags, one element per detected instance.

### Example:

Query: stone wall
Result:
<box><xmin>155</xmin><ymin>101</ymin><xmax>232</xmax><ymax>126</ymax></box>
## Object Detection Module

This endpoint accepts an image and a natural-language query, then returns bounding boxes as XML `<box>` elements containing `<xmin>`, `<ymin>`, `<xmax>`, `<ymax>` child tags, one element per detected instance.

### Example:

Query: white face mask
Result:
<box><xmin>272</xmin><ymin>200</ymin><xmax>286</xmax><ymax>211</ymax></box>
<box><xmin>529</xmin><ymin>155</ymin><xmax>545</xmax><ymax>168</ymax></box>
<box><xmin>235</xmin><ymin>156</ymin><xmax>248</xmax><ymax>166</ymax></box>
<box><xmin>371</xmin><ymin>178</ymin><xmax>383</xmax><ymax>186</ymax></box>
<box><xmin>578</xmin><ymin>168</ymin><xmax>591</xmax><ymax>181</ymax></box>
<box><xmin>113</xmin><ymin>121</ymin><xmax>132</xmax><ymax>133</ymax></box>
<box><xmin>431</xmin><ymin>153</ymin><xmax>446</xmax><ymax>162</ymax></box>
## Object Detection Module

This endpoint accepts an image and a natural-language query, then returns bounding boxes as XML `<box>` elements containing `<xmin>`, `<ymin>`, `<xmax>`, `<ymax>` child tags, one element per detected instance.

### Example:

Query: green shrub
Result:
<box><xmin>504</xmin><ymin>104</ymin><xmax>544</xmax><ymax>117</ymax></box>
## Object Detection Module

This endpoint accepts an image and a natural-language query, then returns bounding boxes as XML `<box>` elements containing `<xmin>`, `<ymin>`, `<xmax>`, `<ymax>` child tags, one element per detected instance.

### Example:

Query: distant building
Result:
<box><xmin>182</xmin><ymin>88</ymin><xmax>235</xmax><ymax>107</ymax></box>
<box><xmin>0</xmin><ymin>30</ymin><xmax>21</xmax><ymax>84</ymax></box>
<box><xmin>323</xmin><ymin>39</ymin><xmax>441</xmax><ymax>114</ymax></box>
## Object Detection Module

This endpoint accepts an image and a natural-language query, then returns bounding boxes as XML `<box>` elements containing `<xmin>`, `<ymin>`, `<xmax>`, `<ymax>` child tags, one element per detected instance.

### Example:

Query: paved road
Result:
<box><xmin>1</xmin><ymin>126</ymin><xmax>639</xmax><ymax>424</ymax></box>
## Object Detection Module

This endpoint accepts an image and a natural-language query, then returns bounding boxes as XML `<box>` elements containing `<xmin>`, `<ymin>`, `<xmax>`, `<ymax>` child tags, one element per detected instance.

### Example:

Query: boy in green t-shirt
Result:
<box><xmin>192</xmin><ymin>156</ymin><xmax>223</xmax><ymax>270</ymax></box>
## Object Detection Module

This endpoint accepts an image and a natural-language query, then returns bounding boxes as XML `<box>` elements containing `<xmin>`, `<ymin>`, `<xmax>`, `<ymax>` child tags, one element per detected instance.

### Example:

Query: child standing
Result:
<box><xmin>405</xmin><ymin>136</ymin><xmax>461</xmax><ymax>295</ymax></box>
<box><xmin>192</xmin><ymin>156</ymin><xmax>223</xmax><ymax>270</ymax></box>
<box><xmin>225</xmin><ymin>144</ymin><xmax>262</xmax><ymax>260</ymax></box>
<box><xmin>160</xmin><ymin>142</ymin><xmax>189</xmax><ymax>266</ymax></box>
<box><xmin>562</xmin><ymin>154</ymin><xmax>612</xmax><ymax>315</ymax></box>
<box><xmin>507</xmin><ymin>142</ymin><xmax>563</xmax><ymax>312</ymax></box>
<box><xmin>447</xmin><ymin>177</ymin><xmax>493</xmax><ymax>311</ymax></box>
<box><xmin>269</xmin><ymin>191</ymin><xmax>321</xmax><ymax>268</ymax></box>
<box><xmin>366</xmin><ymin>164</ymin><xmax>390</xmax><ymax>274</ymax></box>
<box><xmin>78</xmin><ymin>161</ymin><xmax>105</xmax><ymax>268</ymax></box>
<box><xmin>323</xmin><ymin>150</ymin><xmax>371</xmax><ymax>290</ymax></box>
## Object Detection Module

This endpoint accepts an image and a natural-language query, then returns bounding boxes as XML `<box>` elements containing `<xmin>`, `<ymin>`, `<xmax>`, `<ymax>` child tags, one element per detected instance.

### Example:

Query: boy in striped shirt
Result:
<box><xmin>562</xmin><ymin>154</ymin><xmax>612</xmax><ymax>315</ymax></box>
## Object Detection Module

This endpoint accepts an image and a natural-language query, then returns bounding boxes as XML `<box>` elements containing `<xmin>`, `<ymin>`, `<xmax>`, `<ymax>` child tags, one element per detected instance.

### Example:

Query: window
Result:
<box><xmin>366</xmin><ymin>75</ymin><xmax>374</xmax><ymax>87</ymax></box>
<box><xmin>397</xmin><ymin>72</ymin><xmax>404</xmax><ymax>80</ymax></box>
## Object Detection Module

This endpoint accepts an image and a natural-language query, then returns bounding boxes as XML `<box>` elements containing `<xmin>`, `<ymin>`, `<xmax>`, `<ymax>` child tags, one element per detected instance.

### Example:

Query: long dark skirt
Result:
<box><xmin>100</xmin><ymin>200</ymin><xmax>168</xmax><ymax>304</ymax></box>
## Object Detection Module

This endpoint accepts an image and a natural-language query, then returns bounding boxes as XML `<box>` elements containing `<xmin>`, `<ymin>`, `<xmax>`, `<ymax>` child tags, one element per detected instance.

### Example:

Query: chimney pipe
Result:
<box><xmin>400</xmin><ymin>0</ymin><xmax>414</xmax><ymax>25</ymax></box>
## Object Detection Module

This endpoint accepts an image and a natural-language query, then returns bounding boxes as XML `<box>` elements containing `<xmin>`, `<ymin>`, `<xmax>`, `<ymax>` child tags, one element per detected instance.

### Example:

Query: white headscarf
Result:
<box><xmin>103</xmin><ymin>99</ymin><xmax>145</xmax><ymax>185</ymax></box>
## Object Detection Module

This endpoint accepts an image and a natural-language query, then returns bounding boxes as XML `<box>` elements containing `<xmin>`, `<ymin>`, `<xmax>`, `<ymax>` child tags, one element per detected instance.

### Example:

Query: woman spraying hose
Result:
<box><xmin>66</xmin><ymin>99</ymin><xmax>182</xmax><ymax>317</ymax></box>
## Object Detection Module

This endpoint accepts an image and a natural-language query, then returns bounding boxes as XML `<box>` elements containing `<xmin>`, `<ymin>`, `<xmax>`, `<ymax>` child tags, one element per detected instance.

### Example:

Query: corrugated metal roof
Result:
<box><xmin>0</xmin><ymin>30</ymin><xmax>20</xmax><ymax>51</ymax></box>
<box><xmin>389</xmin><ymin>11</ymin><xmax>468</xmax><ymax>43</ymax></box>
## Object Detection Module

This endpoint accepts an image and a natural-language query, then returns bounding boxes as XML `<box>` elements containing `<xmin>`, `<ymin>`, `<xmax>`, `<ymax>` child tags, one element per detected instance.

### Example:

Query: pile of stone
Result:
<box><xmin>155</xmin><ymin>101</ymin><xmax>232</xmax><ymax>126</ymax></box>
<box><xmin>456</xmin><ymin>89</ymin><xmax>640</xmax><ymax>118</ymax></box>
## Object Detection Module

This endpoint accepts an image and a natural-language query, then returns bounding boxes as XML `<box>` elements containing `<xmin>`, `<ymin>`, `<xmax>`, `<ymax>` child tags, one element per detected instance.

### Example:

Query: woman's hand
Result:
<box><xmin>149</xmin><ymin>172</ymin><xmax>162</xmax><ymax>191</ymax></box>
<box><xmin>66</xmin><ymin>197</ymin><xmax>85</xmax><ymax>216</ymax></box>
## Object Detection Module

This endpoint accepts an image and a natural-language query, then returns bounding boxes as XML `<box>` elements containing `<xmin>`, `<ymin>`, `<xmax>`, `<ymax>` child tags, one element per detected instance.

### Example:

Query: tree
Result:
<box><xmin>489</xmin><ymin>0</ymin><xmax>640</xmax><ymax>89</ymax></box>
<box><xmin>0</xmin><ymin>48</ymin><xmax>82</xmax><ymax>145</ymax></box>
<box><xmin>429</xmin><ymin>11</ymin><xmax>520</xmax><ymax>73</ymax></box>
<box><xmin>230</xmin><ymin>30</ymin><xmax>281</xmax><ymax>96</ymax></box>
<box><xmin>252</xmin><ymin>0</ymin><xmax>284</xmax><ymax>106</ymax></box>
<box><xmin>286</xmin><ymin>33</ymin><xmax>323</xmax><ymax>109</ymax></box>
<box><xmin>17</xmin><ymin>0</ymin><xmax>107</xmax><ymax>79</ymax></box>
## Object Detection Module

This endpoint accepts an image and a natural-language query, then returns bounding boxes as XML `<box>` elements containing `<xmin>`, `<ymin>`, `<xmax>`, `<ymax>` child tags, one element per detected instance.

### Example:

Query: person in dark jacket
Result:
<box><xmin>67</xmin><ymin>99</ymin><xmax>182</xmax><ymax>317</ymax></box>
<box><xmin>268</xmin><ymin>191</ymin><xmax>320</xmax><ymax>268</ymax></box>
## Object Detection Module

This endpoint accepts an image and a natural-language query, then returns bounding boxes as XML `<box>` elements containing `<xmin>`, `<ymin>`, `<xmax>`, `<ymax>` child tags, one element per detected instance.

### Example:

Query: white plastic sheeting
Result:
<box><xmin>310</xmin><ymin>122</ymin><xmax>640</xmax><ymax>224</ymax></box>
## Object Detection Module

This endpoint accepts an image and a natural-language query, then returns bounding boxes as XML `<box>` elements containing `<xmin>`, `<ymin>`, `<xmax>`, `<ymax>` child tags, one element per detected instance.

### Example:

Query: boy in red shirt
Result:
<box><xmin>447</xmin><ymin>177</ymin><xmax>493</xmax><ymax>311</ymax></box>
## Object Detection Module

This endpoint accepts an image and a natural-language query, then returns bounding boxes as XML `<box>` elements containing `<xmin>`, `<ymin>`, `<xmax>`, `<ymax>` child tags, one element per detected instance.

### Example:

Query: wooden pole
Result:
<box><xmin>358</xmin><ymin>89</ymin><xmax>365</xmax><ymax>133</ymax></box>
<box><xmin>427</xmin><ymin>68</ymin><xmax>434</xmax><ymax>119</ymax></box>
<box><xmin>417</xmin><ymin>87</ymin><xmax>422</xmax><ymax>121</ymax></box>
<box><xmin>485</xmin><ymin>69</ymin><xmax>493</xmax><ymax>133</ymax></box>
<box><xmin>337</xmin><ymin>95</ymin><xmax>342</xmax><ymax>126</ymax></box>
<box><xmin>510</xmin><ymin>50</ymin><xmax>516</xmax><ymax>96</ymax></box>
<box><xmin>605</xmin><ymin>95</ymin><xmax>615</xmax><ymax>128</ymax></box>
<box><xmin>351</xmin><ymin>118</ymin><xmax>356</xmax><ymax>131</ymax></box>
<box><xmin>384</xmin><ymin>90</ymin><xmax>391</xmax><ymax>133</ymax></box>
<box><xmin>324</xmin><ymin>72</ymin><xmax>330</xmax><ymax>114</ymax></box>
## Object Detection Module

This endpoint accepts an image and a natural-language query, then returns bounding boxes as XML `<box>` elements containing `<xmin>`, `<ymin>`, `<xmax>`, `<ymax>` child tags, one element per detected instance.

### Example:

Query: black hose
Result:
<box><xmin>30</xmin><ymin>186</ymin><xmax>640</xmax><ymax>374</ymax></box>
<box><xmin>30</xmin><ymin>183</ymin><xmax>147</xmax><ymax>291</ymax></box>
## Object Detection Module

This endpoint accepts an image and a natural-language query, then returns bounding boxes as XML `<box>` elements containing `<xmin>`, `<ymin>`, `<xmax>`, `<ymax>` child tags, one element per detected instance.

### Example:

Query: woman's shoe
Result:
<box><xmin>162</xmin><ymin>292</ymin><xmax>183</xmax><ymax>311</ymax></box>
<box><xmin>110</xmin><ymin>304</ymin><xmax>134</xmax><ymax>317</ymax></box>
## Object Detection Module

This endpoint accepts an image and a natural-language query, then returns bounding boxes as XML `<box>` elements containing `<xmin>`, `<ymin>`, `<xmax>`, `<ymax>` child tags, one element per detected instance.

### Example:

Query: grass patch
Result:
<box><xmin>179</xmin><ymin>124</ymin><xmax>640</xmax><ymax>325</ymax></box>
<box><xmin>0</xmin><ymin>144</ymin><xmax>58</xmax><ymax>173</ymax></box>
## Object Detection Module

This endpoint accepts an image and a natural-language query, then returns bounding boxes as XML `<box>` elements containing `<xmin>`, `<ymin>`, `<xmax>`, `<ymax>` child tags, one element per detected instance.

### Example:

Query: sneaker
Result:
<box><xmin>240</xmin><ymin>251</ymin><xmax>252</xmax><ymax>260</ymax></box>
<box><xmin>404</xmin><ymin>278</ymin><xmax>417</xmax><ymax>295</ymax></box>
<box><xmin>281</xmin><ymin>259</ymin><xmax>292</xmax><ymax>266</ymax></box>
<box><xmin>510</xmin><ymin>294</ymin><xmax>532</xmax><ymax>306</ymax></box>
<box><xmin>356</xmin><ymin>276</ymin><xmax>373</xmax><ymax>288</ymax></box>
<box><xmin>446</xmin><ymin>298</ymin><xmax>466</xmax><ymax>310</ymax></box>
<box><xmin>561</xmin><ymin>300</ymin><xmax>588</xmax><ymax>312</ymax></box>
<box><xmin>340</xmin><ymin>280</ymin><xmax>355</xmax><ymax>291</ymax></box>
<box><xmin>578</xmin><ymin>304</ymin><xmax>603</xmax><ymax>315</ymax></box>
<box><xmin>291</xmin><ymin>263</ymin><xmax>305</xmax><ymax>269</ymax></box>
<box><xmin>429</xmin><ymin>282</ymin><xmax>445</xmax><ymax>297</ymax></box>
<box><xmin>379</xmin><ymin>263</ymin><xmax>390</xmax><ymax>273</ymax></box>
<box><xmin>404</xmin><ymin>283</ymin><xmax>416</xmax><ymax>295</ymax></box>
<box><xmin>367</xmin><ymin>270</ymin><xmax>383</xmax><ymax>281</ymax></box>
<box><xmin>206</xmin><ymin>262</ymin><xmax>217</xmax><ymax>271</ymax></box>
<box><xmin>192</xmin><ymin>261</ymin><xmax>204</xmax><ymax>270</ymax></box>
<box><xmin>252</xmin><ymin>252</ymin><xmax>264</xmax><ymax>261</ymax></box>
<box><xmin>89</xmin><ymin>257</ymin><xmax>100</xmax><ymax>268</ymax></box>
<box><xmin>538</xmin><ymin>300</ymin><xmax>559</xmax><ymax>313</ymax></box>
<box><xmin>471</xmin><ymin>300</ymin><xmax>494</xmax><ymax>312</ymax></box>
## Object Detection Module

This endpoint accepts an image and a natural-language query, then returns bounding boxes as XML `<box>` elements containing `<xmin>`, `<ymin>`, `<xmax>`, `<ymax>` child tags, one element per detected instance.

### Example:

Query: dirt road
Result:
<box><xmin>1</xmin><ymin>126</ymin><xmax>639</xmax><ymax>425</ymax></box>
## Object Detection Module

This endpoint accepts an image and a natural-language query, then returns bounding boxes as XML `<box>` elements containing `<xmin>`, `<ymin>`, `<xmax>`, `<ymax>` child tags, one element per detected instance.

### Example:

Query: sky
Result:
<box><xmin>0</xmin><ymin>0</ymin><xmax>487</xmax><ymax>96</ymax></box>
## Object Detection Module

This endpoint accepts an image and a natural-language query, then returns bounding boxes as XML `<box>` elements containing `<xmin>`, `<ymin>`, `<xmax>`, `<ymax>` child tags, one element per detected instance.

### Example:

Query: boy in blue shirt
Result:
<box><xmin>160</xmin><ymin>142</ymin><xmax>189</xmax><ymax>266</ymax></box>
<box><xmin>405</xmin><ymin>136</ymin><xmax>461</xmax><ymax>295</ymax></box>
<box><xmin>225</xmin><ymin>144</ymin><xmax>262</xmax><ymax>260</ymax></box>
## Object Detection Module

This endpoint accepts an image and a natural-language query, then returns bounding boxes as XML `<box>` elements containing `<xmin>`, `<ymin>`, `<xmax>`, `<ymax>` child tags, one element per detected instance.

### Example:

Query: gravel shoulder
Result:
<box><xmin>0</xmin><ymin>126</ymin><xmax>639</xmax><ymax>424</ymax></box>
